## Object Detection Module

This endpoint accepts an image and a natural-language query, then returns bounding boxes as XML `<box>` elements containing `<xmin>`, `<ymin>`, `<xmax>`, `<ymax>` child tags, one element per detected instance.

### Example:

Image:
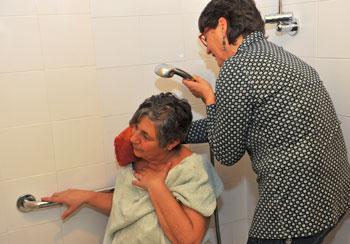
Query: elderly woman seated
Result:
<box><xmin>43</xmin><ymin>92</ymin><xmax>223</xmax><ymax>244</ymax></box>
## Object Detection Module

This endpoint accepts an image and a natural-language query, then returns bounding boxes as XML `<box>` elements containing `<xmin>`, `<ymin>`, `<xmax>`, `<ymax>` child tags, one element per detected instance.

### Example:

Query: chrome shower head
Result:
<box><xmin>154</xmin><ymin>63</ymin><xmax>193</xmax><ymax>80</ymax></box>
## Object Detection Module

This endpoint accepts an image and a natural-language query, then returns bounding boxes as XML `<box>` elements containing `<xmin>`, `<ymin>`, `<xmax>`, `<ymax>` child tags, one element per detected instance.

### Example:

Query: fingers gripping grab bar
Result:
<box><xmin>17</xmin><ymin>186</ymin><xmax>115</xmax><ymax>213</ymax></box>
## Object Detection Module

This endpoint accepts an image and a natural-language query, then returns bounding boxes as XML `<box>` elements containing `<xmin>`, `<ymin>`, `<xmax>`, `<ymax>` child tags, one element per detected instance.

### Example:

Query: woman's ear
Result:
<box><xmin>167</xmin><ymin>139</ymin><xmax>180</xmax><ymax>151</ymax></box>
<box><xmin>218</xmin><ymin>17</ymin><xmax>228</xmax><ymax>32</ymax></box>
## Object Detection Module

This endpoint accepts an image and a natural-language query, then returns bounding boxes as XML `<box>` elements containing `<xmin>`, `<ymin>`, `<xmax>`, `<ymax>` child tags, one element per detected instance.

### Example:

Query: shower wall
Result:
<box><xmin>0</xmin><ymin>0</ymin><xmax>349</xmax><ymax>244</ymax></box>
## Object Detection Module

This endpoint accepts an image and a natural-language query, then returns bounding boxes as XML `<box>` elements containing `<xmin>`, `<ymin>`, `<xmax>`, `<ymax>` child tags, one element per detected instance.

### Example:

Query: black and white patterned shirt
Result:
<box><xmin>185</xmin><ymin>31</ymin><xmax>350</xmax><ymax>239</ymax></box>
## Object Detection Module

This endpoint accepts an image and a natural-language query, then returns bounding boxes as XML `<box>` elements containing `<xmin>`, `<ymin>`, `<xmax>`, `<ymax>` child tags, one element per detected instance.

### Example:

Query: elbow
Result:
<box><xmin>215</xmin><ymin>149</ymin><xmax>246</xmax><ymax>166</ymax></box>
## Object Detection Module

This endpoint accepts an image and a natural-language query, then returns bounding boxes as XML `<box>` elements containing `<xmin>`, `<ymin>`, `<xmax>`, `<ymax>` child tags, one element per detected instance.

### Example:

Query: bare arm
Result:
<box><xmin>147</xmin><ymin>183</ymin><xmax>209</xmax><ymax>244</ymax></box>
<box><xmin>133</xmin><ymin>163</ymin><xmax>209</xmax><ymax>244</ymax></box>
<box><xmin>42</xmin><ymin>189</ymin><xmax>113</xmax><ymax>220</ymax></box>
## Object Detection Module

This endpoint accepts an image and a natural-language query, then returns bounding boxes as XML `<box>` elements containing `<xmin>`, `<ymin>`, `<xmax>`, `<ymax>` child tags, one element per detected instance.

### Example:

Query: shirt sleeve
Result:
<box><xmin>184</xmin><ymin>118</ymin><xmax>209</xmax><ymax>144</ymax></box>
<box><xmin>206</xmin><ymin>59</ymin><xmax>253</xmax><ymax>166</ymax></box>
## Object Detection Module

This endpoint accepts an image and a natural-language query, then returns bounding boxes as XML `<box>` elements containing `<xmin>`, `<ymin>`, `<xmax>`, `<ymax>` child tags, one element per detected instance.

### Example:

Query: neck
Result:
<box><xmin>147</xmin><ymin>149</ymin><xmax>179</xmax><ymax>165</ymax></box>
<box><xmin>135</xmin><ymin>146</ymin><xmax>193</xmax><ymax>171</ymax></box>
<box><xmin>227</xmin><ymin>34</ymin><xmax>244</xmax><ymax>57</ymax></box>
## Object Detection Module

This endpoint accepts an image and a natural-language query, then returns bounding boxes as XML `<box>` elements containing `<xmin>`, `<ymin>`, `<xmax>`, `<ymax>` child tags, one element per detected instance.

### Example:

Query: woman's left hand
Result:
<box><xmin>132</xmin><ymin>162</ymin><xmax>172</xmax><ymax>191</ymax></box>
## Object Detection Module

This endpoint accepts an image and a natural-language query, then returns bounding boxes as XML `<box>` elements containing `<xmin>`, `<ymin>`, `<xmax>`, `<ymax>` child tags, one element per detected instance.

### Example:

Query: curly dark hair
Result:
<box><xmin>199</xmin><ymin>0</ymin><xmax>265</xmax><ymax>44</ymax></box>
<box><xmin>129</xmin><ymin>92</ymin><xmax>192</xmax><ymax>149</ymax></box>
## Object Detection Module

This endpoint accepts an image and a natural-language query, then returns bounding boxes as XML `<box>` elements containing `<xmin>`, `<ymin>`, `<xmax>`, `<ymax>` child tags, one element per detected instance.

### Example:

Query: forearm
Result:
<box><xmin>86</xmin><ymin>191</ymin><xmax>113</xmax><ymax>215</ymax></box>
<box><xmin>147</xmin><ymin>183</ymin><xmax>200</xmax><ymax>244</ymax></box>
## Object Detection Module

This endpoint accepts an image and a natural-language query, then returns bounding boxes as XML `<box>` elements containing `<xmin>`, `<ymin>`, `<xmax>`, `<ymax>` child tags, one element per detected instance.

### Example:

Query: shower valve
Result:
<box><xmin>264</xmin><ymin>0</ymin><xmax>299</xmax><ymax>36</ymax></box>
<box><xmin>264</xmin><ymin>12</ymin><xmax>299</xmax><ymax>36</ymax></box>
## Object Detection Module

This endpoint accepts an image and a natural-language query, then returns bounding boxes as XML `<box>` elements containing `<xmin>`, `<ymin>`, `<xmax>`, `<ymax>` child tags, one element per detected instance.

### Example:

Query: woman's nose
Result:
<box><xmin>130</xmin><ymin>132</ymin><xmax>139</xmax><ymax>144</ymax></box>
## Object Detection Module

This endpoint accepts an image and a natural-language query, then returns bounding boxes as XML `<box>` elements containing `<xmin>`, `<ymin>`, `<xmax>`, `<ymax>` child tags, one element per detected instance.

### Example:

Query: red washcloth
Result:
<box><xmin>114</xmin><ymin>126</ymin><xmax>136</xmax><ymax>166</ymax></box>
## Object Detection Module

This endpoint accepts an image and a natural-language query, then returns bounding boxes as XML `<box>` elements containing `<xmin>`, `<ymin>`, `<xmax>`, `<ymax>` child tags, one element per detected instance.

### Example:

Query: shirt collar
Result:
<box><xmin>236</xmin><ymin>31</ymin><xmax>266</xmax><ymax>54</ymax></box>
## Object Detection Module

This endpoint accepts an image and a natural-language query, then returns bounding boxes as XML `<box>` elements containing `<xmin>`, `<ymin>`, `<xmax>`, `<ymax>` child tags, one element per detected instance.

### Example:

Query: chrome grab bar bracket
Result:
<box><xmin>17</xmin><ymin>194</ymin><xmax>36</xmax><ymax>213</ymax></box>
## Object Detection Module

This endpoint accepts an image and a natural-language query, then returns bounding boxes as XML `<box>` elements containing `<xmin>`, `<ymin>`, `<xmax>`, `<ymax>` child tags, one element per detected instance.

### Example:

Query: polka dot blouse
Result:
<box><xmin>185</xmin><ymin>31</ymin><xmax>350</xmax><ymax>239</ymax></box>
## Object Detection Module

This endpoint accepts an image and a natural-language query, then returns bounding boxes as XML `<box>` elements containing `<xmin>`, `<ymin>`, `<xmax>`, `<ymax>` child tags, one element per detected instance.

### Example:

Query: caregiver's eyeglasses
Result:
<box><xmin>198</xmin><ymin>28</ymin><xmax>211</xmax><ymax>47</ymax></box>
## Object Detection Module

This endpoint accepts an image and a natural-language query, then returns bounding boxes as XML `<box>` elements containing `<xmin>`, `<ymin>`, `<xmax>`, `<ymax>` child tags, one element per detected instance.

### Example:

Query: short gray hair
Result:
<box><xmin>129</xmin><ymin>92</ymin><xmax>192</xmax><ymax>149</ymax></box>
<box><xmin>199</xmin><ymin>0</ymin><xmax>265</xmax><ymax>44</ymax></box>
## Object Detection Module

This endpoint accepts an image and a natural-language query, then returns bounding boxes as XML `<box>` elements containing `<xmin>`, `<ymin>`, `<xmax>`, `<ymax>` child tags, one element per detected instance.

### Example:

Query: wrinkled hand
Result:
<box><xmin>182</xmin><ymin>75</ymin><xmax>215</xmax><ymax>105</ymax></box>
<box><xmin>132</xmin><ymin>162</ymin><xmax>172</xmax><ymax>191</ymax></box>
<box><xmin>42</xmin><ymin>189</ymin><xmax>92</xmax><ymax>220</ymax></box>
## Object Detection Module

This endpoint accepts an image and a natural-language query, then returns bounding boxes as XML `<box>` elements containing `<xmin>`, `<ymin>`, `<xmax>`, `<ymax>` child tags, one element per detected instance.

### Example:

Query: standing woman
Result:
<box><xmin>183</xmin><ymin>0</ymin><xmax>350</xmax><ymax>243</ymax></box>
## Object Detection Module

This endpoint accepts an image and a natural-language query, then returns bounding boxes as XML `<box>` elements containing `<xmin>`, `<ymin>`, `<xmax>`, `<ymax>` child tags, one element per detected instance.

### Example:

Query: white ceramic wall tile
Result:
<box><xmin>255</xmin><ymin>0</ymin><xmax>276</xmax><ymax>9</ymax></box>
<box><xmin>0</xmin><ymin>17</ymin><xmax>43</xmax><ymax>73</ymax></box>
<box><xmin>61</xmin><ymin>208</ymin><xmax>108</xmax><ymax>244</ymax></box>
<box><xmin>35</xmin><ymin>0</ymin><xmax>59</xmax><ymax>14</ymax></box>
<box><xmin>140</xmin><ymin>15</ymin><xmax>185</xmax><ymax>64</ymax></box>
<box><xmin>180</xmin><ymin>0</ymin><xmax>210</xmax><ymax>13</ymax></box>
<box><xmin>139</xmin><ymin>0</ymin><xmax>181</xmax><ymax>15</ymax></box>
<box><xmin>90</xmin><ymin>0</ymin><xmax>139</xmax><ymax>17</ymax></box>
<box><xmin>219</xmin><ymin>221</ymin><xmax>235</xmax><ymax>244</ymax></box>
<box><xmin>256</xmin><ymin>0</ymin><xmax>319</xmax><ymax>13</ymax></box>
<box><xmin>284</xmin><ymin>0</ymin><xmax>319</xmax><ymax>4</ymax></box>
<box><xmin>102</xmin><ymin>114</ymin><xmax>132</xmax><ymax>163</ymax></box>
<box><xmin>318</xmin><ymin>0</ymin><xmax>350</xmax><ymax>58</ymax></box>
<box><xmin>233</xmin><ymin>219</ymin><xmax>250</xmax><ymax>244</ymax></box>
<box><xmin>219</xmin><ymin>179</ymin><xmax>248</xmax><ymax>224</ymax></box>
<box><xmin>0</xmin><ymin>184</ymin><xmax>6</xmax><ymax>234</ymax></box>
<box><xmin>339</xmin><ymin>116</ymin><xmax>350</xmax><ymax>157</ymax></box>
<box><xmin>244</xmin><ymin>170</ymin><xmax>259</xmax><ymax>221</ymax></box>
<box><xmin>8</xmin><ymin>221</ymin><xmax>63</xmax><ymax>244</ymax></box>
<box><xmin>0</xmin><ymin>235</ymin><xmax>8</xmax><ymax>244</ymax></box>
<box><xmin>183</xmin><ymin>13</ymin><xmax>207</xmax><ymax>60</ymax></box>
<box><xmin>0</xmin><ymin>71</ymin><xmax>50</xmax><ymax>129</ymax></box>
<box><xmin>0</xmin><ymin>0</ymin><xmax>36</xmax><ymax>16</ymax></box>
<box><xmin>215</xmin><ymin>154</ymin><xmax>251</xmax><ymax>185</ymax></box>
<box><xmin>93</xmin><ymin>17</ymin><xmax>142</xmax><ymax>68</ymax></box>
<box><xmin>2</xmin><ymin>174</ymin><xmax>60</xmax><ymax>231</ymax></box>
<box><xmin>299</xmin><ymin>57</ymin><xmax>318</xmax><ymax>70</ymax></box>
<box><xmin>316</xmin><ymin>59</ymin><xmax>350</xmax><ymax>116</ymax></box>
<box><xmin>0</xmin><ymin>125</ymin><xmax>55</xmax><ymax>180</ymax></box>
<box><xmin>59</xmin><ymin>0</ymin><xmax>90</xmax><ymax>14</ymax></box>
<box><xmin>264</xmin><ymin>2</ymin><xmax>317</xmax><ymax>58</ymax></box>
<box><xmin>36</xmin><ymin>0</ymin><xmax>90</xmax><ymax>14</ymax></box>
<box><xmin>98</xmin><ymin>66</ymin><xmax>153</xmax><ymax>116</ymax></box>
<box><xmin>105</xmin><ymin>163</ymin><xmax>118</xmax><ymax>187</ymax></box>
<box><xmin>206</xmin><ymin>227</ymin><xmax>217</xmax><ymax>244</ymax></box>
<box><xmin>39</xmin><ymin>15</ymin><xmax>95</xmax><ymax>68</ymax></box>
<box><xmin>324</xmin><ymin>215</ymin><xmax>350</xmax><ymax>244</ymax></box>
<box><xmin>57</xmin><ymin>164</ymin><xmax>108</xmax><ymax>191</ymax></box>
<box><xmin>191</xmin><ymin>103</ymin><xmax>207</xmax><ymax>121</ymax></box>
<box><xmin>52</xmin><ymin>117</ymin><xmax>104</xmax><ymax>170</ymax></box>
<box><xmin>45</xmin><ymin>67</ymin><xmax>100</xmax><ymax>121</ymax></box>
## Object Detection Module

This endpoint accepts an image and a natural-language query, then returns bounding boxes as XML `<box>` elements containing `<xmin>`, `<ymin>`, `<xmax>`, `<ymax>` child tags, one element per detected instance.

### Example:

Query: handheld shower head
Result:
<box><xmin>154</xmin><ymin>63</ymin><xmax>193</xmax><ymax>80</ymax></box>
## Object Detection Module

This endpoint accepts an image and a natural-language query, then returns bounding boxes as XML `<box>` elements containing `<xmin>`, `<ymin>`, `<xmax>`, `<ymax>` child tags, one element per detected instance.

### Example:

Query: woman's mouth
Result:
<box><xmin>132</xmin><ymin>144</ymin><xmax>142</xmax><ymax>152</ymax></box>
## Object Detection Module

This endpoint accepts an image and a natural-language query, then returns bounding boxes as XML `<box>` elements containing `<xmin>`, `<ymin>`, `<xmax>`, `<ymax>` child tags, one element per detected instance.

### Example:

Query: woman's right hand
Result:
<box><xmin>182</xmin><ymin>75</ymin><xmax>215</xmax><ymax>105</ymax></box>
<box><xmin>42</xmin><ymin>189</ymin><xmax>92</xmax><ymax>220</ymax></box>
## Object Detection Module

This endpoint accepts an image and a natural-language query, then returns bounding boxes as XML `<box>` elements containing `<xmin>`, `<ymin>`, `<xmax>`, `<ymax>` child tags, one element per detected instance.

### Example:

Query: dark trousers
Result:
<box><xmin>247</xmin><ymin>226</ymin><xmax>332</xmax><ymax>244</ymax></box>
<box><xmin>247</xmin><ymin>212</ymin><xmax>347</xmax><ymax>244</ymax></box>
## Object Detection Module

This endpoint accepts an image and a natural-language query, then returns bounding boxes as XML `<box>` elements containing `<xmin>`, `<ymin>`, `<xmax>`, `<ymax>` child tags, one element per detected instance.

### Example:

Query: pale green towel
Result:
<box><xmin>103</xmin><ymin>153</ymin><xmax>224</xmax><ymax>244</ymax></box>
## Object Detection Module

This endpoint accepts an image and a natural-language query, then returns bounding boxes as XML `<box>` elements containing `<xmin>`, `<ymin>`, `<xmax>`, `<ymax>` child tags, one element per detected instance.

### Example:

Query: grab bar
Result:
<box><xmin>17</xmin><ymin>186</ymin><xmax>115</xmax><ymax>213</ymax></box>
